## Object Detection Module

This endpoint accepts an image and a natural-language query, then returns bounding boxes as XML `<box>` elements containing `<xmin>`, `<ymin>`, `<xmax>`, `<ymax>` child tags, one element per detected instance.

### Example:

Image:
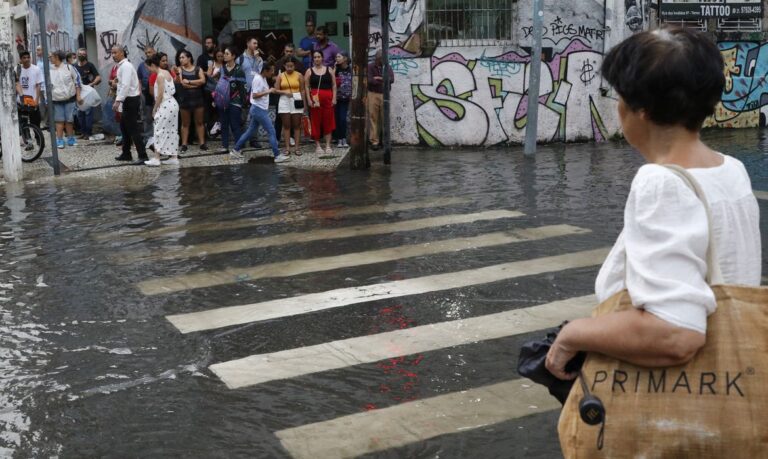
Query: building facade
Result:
<box><xmin>9</xmin><ymin>0</ymin><xmax>768</xmax><ymax>146</ymax></box>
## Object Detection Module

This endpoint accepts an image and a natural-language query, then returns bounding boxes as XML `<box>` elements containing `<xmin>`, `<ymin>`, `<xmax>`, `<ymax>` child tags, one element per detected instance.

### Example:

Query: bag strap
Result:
<box><xmin>661</xmin><ymin>164</ymin><xmax>724</xmax><ymax>285</ymax></box>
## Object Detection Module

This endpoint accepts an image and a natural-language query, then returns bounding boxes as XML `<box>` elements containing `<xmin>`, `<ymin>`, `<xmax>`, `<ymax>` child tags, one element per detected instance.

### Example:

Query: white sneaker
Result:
<box><xmin>274</xmin><ymin>153</ymin><xmax>290</xmax><ymax>163</ymax></box>
<box><xmin>229</xmin><ymin>149</ymin><xmax>244</xmax><ymax>159</ymax></box>
<box><xmin>289</xmin><ymin>137</ymin><xmax>296</xmax><ymax>147</ymax></box>
<box><xmin>89</xmin><ymin>133</ymin><xmax>105</xmax><ymax>141</ymax></box>
<box><xmin>162</xmin><ymin>157</ymin><xmax>179</xmax><ymax>165</ymax></box>
<box><xmin>209</xmin><ymin>122</ymin><xmax>221</xmax><ymax>136</ymax></box>
<box><xmin>144</xmin><ymin>158</ymin><xmax>161</xmax><ymax>167</ymax></box>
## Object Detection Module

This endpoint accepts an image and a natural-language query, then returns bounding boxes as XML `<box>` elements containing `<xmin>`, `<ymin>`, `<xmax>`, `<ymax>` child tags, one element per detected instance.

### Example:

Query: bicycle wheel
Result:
<box><xmin>20</xmin><ymin>124</ymin><xmax>45</xmax><ymax>162</ymax></box>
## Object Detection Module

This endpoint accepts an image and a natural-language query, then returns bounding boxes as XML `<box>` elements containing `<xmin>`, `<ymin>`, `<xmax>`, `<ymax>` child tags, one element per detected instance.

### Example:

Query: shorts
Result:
<box><xmin>278</xmin><ymin>94</ymin><xmax>304</xmax><ymax>115</ymax></box>
<box><xmin>52</xmin><ymin>101</ymin><xmax>76</xmax><ymax>123</ymax></box>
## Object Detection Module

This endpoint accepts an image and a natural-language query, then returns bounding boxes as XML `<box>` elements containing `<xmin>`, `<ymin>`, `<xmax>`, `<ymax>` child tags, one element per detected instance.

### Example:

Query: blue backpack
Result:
<box><xmin>213</xmin><ymin>73</ymin><xmax>231</xmax><ymax>109</ymax></box>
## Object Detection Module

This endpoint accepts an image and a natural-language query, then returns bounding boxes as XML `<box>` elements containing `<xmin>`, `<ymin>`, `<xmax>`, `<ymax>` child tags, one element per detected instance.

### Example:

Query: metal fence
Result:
<box><xmin>424</xmin><ymin>0</ymin><xmax>514</xmax><ymax>48</ymax></box>
<box><xmin>716</xmin><ymin>18</ymin><xmax>762</xmax><ymax>33</ymax></box>
<box><xmin>661</xmin><ymin>18</ymin><xmax>708</xmax><ymax>31</ymax></box>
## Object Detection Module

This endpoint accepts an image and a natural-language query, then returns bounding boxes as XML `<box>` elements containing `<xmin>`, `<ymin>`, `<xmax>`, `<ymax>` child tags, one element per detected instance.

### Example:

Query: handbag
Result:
<box><xmin>286</xmin><ymin>76</ymin><xmax>304</xmax><ymax>110</ymax></box>
<box><xmin>302</xmin><ymin>114</ymin><xmax>312</xmax><ymax>137</ymax></box>
<box><xmin>558</xmin><ymin>165</ymin><xmax>768</xmax><ymax>458</ymax></box>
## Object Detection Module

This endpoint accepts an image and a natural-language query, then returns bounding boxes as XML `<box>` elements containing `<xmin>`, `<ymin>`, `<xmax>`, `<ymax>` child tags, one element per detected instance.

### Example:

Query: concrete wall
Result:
<box><xmin>372</xmin><ymin>0</ymin><xmax>635</xmax><ymax>146</ymax></box>
<box><xmin>92</xmin><ymin>0</ymin><xmax>203</xmax><ymax>92</ymax></box>
<box><xmin>26</xmin><ymin>0</ymin><xmax>84</xmax><ymax>61</ymax></box>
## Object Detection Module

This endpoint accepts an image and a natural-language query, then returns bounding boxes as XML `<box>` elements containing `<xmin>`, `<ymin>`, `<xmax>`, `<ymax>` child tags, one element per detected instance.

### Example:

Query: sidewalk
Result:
<box><xmin>0</xmin><ymin>136</ymin><xmax>350</xmax><ymax>184</ymax></box>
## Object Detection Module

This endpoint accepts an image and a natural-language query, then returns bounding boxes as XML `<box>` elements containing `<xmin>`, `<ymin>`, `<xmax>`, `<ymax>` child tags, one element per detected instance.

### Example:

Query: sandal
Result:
<box><xmin>293</xmin><ymin>148</ymin><xmax>303</xmax><ymax>156</ymax></box>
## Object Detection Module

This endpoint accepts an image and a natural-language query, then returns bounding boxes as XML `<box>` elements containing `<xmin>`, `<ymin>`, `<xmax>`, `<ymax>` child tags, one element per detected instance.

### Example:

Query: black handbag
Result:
<box><xmin>516</xmin><ymin>321</ymin><xmax>586</xmax><ymax>404</ymax></box>
<box><xmin>288</xmin><ymin>77</ymin><xmax>304</xmax><ymax>109</ymax></box>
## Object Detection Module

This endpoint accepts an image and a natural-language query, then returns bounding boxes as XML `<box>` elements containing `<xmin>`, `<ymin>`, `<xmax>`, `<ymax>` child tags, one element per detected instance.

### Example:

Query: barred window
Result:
<box><xmin>425</xmin><ymin>0</ymin><xmax>513</xmax><ymax>48</ymax></box>
<box><xmin>716</xmin><ymin>18</ymin><xmax>761</xmax><ymax>33</ymax></box>
<box><xmin>661</xmin><ymin>19</ymin><xmax>708</xmax><ymax>31</ymax></box>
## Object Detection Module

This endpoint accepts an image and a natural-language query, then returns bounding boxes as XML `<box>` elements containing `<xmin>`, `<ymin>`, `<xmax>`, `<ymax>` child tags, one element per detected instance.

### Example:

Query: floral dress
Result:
<box><xmin>153</xmin><ymin>75</ymin><xmax>179</xmax><ymax>156</ymax></box>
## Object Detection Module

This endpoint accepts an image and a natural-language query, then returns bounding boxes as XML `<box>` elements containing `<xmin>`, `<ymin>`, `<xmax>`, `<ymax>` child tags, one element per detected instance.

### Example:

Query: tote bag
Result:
<box><xmin>558</xmin><ymin>165</ymin><xmax>768</xmax><ymax>458</ymax></box>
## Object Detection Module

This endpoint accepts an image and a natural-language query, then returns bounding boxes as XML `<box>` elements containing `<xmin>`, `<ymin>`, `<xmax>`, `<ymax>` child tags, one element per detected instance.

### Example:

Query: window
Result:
<box><xmin>425</xmin><ymin>0</ymin><xmax>513</xmax><ymax>48</ymax></box>
<box><xmin>717</xmin><ymin>18</ymin><xmax>761</xmax><ymax>33</ymax></box>
<box><xmin>661</xmin><ymin>19</ymin><xmax>707</xmax><ymax>31</ymax></box>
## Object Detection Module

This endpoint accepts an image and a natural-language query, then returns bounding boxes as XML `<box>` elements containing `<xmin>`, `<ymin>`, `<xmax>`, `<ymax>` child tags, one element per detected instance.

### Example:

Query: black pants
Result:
<box><xmin>120</xmin><ymin>95</ymin><xmax>147</xmax><ymax>159</ymax></box>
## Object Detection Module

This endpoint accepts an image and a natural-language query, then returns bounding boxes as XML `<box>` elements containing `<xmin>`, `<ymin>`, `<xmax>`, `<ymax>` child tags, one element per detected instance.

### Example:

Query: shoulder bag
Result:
<box><xmin>558</xmin><ymin>165</ymin><xmax>768</xmax><ymax>458</ymax></box>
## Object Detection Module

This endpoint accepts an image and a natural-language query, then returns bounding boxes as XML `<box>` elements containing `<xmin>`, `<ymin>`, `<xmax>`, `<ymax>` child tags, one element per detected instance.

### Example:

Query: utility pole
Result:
<box><xmin>0</xmin><ymin>0</ymin><xmax>23</xmax><ymax>182</ymax></box>
<box><xmin>349</xmin><ymin>0</ymin><xmax>370</xmax><ymax>170</ymax></box>
<box><xmin>33</xmin><ymin>0</ymin><xmax>60</xmax><ymax>175</ymax></box>
<box><xmin>524</xmin><ymin>0</ymin><xmax>543</xmax><ymax>157</ymax></box>
<box><xmin>380</xmin><ymin>0</ymin><xmax>391</xmax><ymax>165</ymax></box>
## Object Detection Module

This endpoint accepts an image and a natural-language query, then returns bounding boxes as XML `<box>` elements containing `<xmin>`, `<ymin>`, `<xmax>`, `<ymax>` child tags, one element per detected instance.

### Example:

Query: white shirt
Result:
<box><xmin>595</xmin><ymin>155</ymin><xmax>761</xmax><ymax>334</ymax></box>
<box><xmin>49</xmin><ymin>63</ymin><xmax>80</xmax><ymax>102</ymax></box>
<box><xmin>115</xmin><ymin>58</ymin><xmax>141</xmax><ymax>102</ymax></box>
<box><xmin>18</xmin><ymin>64</ymin><xmax>43</xmax><ymax>100</ymax></box>
<box><xmin>249</xmin><ymin>73</ymin><xmax>269</xmax><ymax>109</ymax></box>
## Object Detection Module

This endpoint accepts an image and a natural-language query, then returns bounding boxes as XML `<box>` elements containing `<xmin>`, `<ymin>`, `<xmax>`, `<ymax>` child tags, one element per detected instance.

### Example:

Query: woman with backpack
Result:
<box><xmin>214</xmin><ymin>46</ymin><xmax>247</xmax><ymax>157</ymax></box>
<box><xmin>176</xmin><ymin>50</ymin><xmax>208</xmax><ymax>152</ymax></box>
<box><xmin>333</xmin><ymin>52</ymin><xmax>352</xmax><ymax>148</ymax></box>
<box><xmin>274</xmin><ymin>57</ymin><xmax>307</xmax><ymax>156</ymax></box>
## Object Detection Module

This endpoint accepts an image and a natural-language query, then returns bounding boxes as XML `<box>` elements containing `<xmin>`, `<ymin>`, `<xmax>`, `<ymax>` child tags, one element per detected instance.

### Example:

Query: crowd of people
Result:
<box><xmin>14</xmin><ymin>18</ymin><xmax>393</xmax><ymax>166</ymax></box>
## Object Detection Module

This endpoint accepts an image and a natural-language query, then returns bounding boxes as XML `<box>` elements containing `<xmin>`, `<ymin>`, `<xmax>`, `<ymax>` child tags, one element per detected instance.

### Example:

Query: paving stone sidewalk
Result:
<box><xmin>0</xmin><ymin>136</ymin><xmax>350</xmax><ymax>185</ymax></box>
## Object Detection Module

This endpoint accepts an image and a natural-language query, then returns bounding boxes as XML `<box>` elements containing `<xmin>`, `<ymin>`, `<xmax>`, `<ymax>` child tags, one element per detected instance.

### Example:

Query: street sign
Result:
<box><xmin>660</xmin><ymin>1</ymin><xmax>762</xmax><ymax>19</ymax></box>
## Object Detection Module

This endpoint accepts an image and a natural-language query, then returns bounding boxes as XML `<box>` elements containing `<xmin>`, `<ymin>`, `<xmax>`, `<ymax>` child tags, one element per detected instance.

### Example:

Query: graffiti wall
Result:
<box><xmin>706</xmin><ymin>41</ymin><xmax>768</xmax><ymax>129</ymax></box>
<box><xmin>94</xmin><ymin>0</ymin><xmax>202</xmax><ymax>85</ymax></box>
<box><xmin>371</xmin><ymin>0</ymin><xmax>629</xmax><ymax>146</ymax></box>
<box><xmin>27</xmin><ymin>0</ymin><xmax>84</xmax><ymax>58</ymax></box>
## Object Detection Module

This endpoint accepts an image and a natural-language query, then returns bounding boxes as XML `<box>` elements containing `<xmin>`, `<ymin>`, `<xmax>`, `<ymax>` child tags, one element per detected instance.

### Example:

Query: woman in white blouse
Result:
<box><xmin>545</xmin><ymin>27</ymin><xmax>761</xmax><ymax>380</ymax></box>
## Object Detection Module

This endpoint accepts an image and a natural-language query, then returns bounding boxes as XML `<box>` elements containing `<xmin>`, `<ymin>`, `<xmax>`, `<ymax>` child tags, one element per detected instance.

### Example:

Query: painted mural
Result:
<box><xmin>706</xmin><ymin>41</ymin><xmax>768</xmax><ymax>129</ymax></box>
<box><xmin>375</xmin><ymin>0</ymin><xmax>626</xmax><ymax>146</ymax></box>
<box><xmin>94</xmin><ymin>0</ymin><xmax>202</xmax><ymax>82</ymax></box>
<box><xmin>27</xmin><ymin>0</ymin><xmax>84</xmax><ymax>57</ymax></box>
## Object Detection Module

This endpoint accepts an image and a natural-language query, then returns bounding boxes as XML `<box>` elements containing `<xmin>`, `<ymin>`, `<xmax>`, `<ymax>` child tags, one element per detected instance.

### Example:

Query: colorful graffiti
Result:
<box><xmin>369</xmin><ymin>0</ymin><xmax>423</xmax><ymax>57</ymax></box>
<box><xmin>27</xmin><ymin>0</ymin><xmax>84</xmax><ymax>55</ymax></box>
<box><xmin>404</xmin><ymin>40</ymin><xmax>619</xmax><ymax>146</ymax></box>
<box><xmin>706</xmin><ymin>41</ymin><xmax>768</xmax><ymax>129</ymax></box>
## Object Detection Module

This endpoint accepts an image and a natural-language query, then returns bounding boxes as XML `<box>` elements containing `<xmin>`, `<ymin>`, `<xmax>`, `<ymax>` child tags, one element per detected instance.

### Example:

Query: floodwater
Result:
<box><xmin>0</xmin><ymin>128</ymin><xmax>766</xmax><ymax>458</ymax></box>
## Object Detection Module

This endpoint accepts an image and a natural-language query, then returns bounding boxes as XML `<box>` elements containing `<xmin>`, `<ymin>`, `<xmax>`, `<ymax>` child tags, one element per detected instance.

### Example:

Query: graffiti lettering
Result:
<box><xmin>100</xmin><ymin>30</ymin><xmax>118</xmax><ymax>60</ymax></box>
<box><xmin>137</xmin><ymin>30</ymin><xmax>161</xmax><ymax>53</ymax></box>
<box><xmin>369</xmin><ymin>31</ymin><xmax>383</xmax><ymax>46</ymax></box>
<box><xmin>390</xmin><ymin>57</ymin><xmax>419</xmax><ymax>76</ymax></box>
<box><xmin>522</xmin><ymin>17</ymin><xmax>606</xmax><ymax>44</ymax></box>
<box><xmin>579</xmin><ymin>59</ymin><xmax>596</xmax><ymax>85</ymax></box>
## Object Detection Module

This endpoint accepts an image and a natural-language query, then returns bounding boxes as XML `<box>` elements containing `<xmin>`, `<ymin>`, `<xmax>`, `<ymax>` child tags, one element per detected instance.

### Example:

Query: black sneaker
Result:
<box><xmin>180</xmin><ymin>145</ymin><xmax>188</xmax><ymax>153</ymax></box>
<box><xmin>199</xmin><ymin>144</ymin><xmax>208</xmax><ymax>151</ymax></box>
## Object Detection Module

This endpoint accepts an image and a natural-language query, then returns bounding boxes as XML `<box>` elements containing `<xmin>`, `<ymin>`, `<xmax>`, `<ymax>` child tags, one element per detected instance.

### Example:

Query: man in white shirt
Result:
<box><xmin>15</xmin><ymin>50</ymin><xmax>43</xmax><ymax>127</ymax></box>
<box><xmin>111</xmin><ymin>45</ymin><xmax>148</xmax><ymax>164</ymax></box>
<box><xmin>231</xmin><ymin>63</ymin><xmax>287</xmax><ymax>163</ymax></box>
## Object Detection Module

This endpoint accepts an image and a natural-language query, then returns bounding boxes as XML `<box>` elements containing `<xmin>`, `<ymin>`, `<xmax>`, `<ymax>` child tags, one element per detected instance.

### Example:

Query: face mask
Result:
<box><xmin>78</xmin><ymin>55</ymin><xmax>86</xmax><ymax>61</ymax></box>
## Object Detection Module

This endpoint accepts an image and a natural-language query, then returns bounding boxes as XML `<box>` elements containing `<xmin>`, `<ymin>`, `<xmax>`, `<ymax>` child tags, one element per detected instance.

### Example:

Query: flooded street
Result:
<box><xmin>1</xmin><ymin>128</ymin><xmax>767</xmax><ymax>458</ymax></box>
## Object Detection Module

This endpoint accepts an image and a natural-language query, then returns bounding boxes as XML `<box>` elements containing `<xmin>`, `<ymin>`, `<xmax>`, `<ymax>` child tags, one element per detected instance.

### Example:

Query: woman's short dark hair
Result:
<box><xmin>51</xmin><ymin>50</ymin><xmax>66</xmax><ymax>62</ymax></box>
<box><xmin>146</xmin><ymin>54</ymin><xmax>162</xmax><ymax>67</ymax></box>
<box><xmin>601</xmin><ymin>27</ymin><xmax>725</xmax><ymax>132</ymax></box>
<box><xmin>224</xmin><ymin>46</ymin><xmax>238</xmax><ymax>57</ymax></box>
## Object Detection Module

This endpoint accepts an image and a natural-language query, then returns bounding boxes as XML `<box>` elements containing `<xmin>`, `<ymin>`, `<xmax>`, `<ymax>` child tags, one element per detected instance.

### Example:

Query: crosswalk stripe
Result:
<box><xmin>94</xmin><ymin>197</ymin><xmax>471</xmax><ymax>240</ymax></box>
<box><xmin>139</xmin><ymin>224</ymin><xmax>591</xmax><ymax>295</ymax></box>
<box><xmin>275</xmin><ymin>378</ymin><xmax>560</xmax><ymax>459</ymax></box>
<box><xmin>166</xmin><ymin>247</ymin><xmax>609</xmax><ymax>334</ymax></box>
<box><xmin>755</xmin><ymin>191</ymin><xmax>768</xmax><ymax>201</ymax></box>
<box><xmin>210</xmin><ymin>295</ymin><xmax>595</xmax><ymax>389</ymax></box>
<box><xmin>114</xmin><ymin>210</ymin><xmax>525</xmax><ymax>263</ymax></box>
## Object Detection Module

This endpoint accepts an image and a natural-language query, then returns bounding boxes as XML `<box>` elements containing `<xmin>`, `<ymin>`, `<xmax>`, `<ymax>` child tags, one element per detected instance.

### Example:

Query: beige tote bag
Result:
<box><xmin>558</xmin><ymin>165</ymin><xmax>768</xmax><ymax>458</ymax></box>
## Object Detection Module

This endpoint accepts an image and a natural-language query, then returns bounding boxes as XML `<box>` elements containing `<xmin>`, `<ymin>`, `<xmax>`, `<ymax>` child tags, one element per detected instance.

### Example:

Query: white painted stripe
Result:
<box><xmin>754</xmin><ymin>190</ymin><xmax>768</xmax><ymax>201</ymax></box>
<box><xmin>211</xmin><ymin>295</ymin><xmax>595</xmax><ymax>389</ymax></box>
<box><xmin>140</xmin><ymin>224</ymin><xmax>591</xmax><ymax>295</ymax></box>
<box><xmin>115</xmin><ymin>210</ymin><xmax>525</xmax><ymax>263</ymax></box>
<box><xmin>276</xmin><ymin>379</ymin><xmax>559</xmax><ymax>459</ymax></box>
<box><xmin>166</xmin><ymin>247</ymin><xmax>609</xmax><ymax>334</ymax></box>
<box><xmin>94</xmin><ymin>197</ymin><xmax>471</xmax><ymax>240</ymax></box>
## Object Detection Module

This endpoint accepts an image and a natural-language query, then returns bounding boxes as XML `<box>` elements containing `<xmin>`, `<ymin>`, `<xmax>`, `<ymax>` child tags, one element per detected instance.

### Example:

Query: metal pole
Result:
<box><xmin>523</xmin><ymin>0</ymin><xmax>543</xmax><ymax>157</ymax></box>
<box><xmin>35</xmin><ymin>0</ymin><xmax>60</xmax><ymax>175</ymax></box>
<box><xmin>0</xmin><ymin>0</ymin><xmax>23</xmax><ymax>182</ymax></box>
<box><xmin>381</xmin><ymin>0</ymin><xmax>391</xmax><ymax>165</ymax></box>
<box><xmin>349</xmin><ymin>0</ymin><xmax>370</xmax><ymax>170</ymax></box>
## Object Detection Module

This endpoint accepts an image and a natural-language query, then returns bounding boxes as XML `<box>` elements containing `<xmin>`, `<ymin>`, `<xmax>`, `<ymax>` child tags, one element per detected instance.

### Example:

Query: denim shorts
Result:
<box><xmin>52</xmin><ymin>101</ymin><xmax>76</xmax><ymax>123</ymax></box>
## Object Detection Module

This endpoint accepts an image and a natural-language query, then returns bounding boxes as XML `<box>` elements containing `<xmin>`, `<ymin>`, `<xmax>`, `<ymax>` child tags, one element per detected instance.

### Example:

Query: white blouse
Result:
<box><xmin>595</xmin><ymin>154</ymin><xmax>761</xmax><ymax>334</ymax></box>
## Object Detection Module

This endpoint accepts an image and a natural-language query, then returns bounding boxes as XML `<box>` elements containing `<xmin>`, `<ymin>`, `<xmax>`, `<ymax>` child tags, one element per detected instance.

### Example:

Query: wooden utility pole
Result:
<box><xmin>0</xmin><ymin>0</ymin><xmax>23</xmax><ymax>182</ymax></box>
<box><xmin>380</xmin><ymin>0</ymin><xmax>391</xmax><ymax>165</ymax></box>
<box><xmin>349</xmin><ymin>0</ymin><xmax>370</xmax><ymax>170</ymax></box>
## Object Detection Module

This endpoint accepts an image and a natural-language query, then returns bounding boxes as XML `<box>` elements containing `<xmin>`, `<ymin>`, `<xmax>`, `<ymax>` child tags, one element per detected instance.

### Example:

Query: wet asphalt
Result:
<box><xmin>0</xmin><ymin>128</ymin><xmax>767</xmax><ymax>458</ymax></box>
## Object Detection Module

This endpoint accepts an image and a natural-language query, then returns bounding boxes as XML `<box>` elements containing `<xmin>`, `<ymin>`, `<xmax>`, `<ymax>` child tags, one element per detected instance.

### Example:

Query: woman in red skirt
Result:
<box><xmin>304</xmin><ymin>50</ymin><xmax>337</xmax><ymax>154</ymax></box>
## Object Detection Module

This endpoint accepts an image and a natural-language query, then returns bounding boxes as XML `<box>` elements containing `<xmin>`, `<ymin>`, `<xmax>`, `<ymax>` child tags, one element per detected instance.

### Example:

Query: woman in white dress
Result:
<box><xmin>145</xmin><ymin>54</ymin><xmax>180</xmax><ymax>166</ymax></box>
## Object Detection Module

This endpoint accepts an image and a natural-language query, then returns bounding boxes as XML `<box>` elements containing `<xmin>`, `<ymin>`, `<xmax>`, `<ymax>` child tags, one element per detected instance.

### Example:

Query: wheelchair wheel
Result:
<box><xmin>20</xmin><ymin>123</ymin><xmax>45</xmax><ymax>162</ymax></box>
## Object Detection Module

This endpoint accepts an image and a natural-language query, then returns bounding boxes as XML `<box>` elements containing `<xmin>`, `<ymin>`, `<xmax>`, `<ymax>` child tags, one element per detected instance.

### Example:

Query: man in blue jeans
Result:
<box><xmin>232</xmin><ymin>63</ymin><xmax>288</xmax><ymax>163</ymax></box>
